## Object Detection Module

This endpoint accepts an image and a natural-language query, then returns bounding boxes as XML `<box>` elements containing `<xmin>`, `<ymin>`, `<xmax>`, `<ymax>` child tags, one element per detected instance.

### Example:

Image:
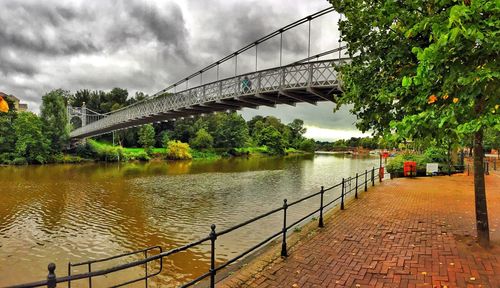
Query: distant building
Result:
<box><xmin>0</xmin><ymin>92</ymin><xmax>28</xmax><ymax>112</ymax></box>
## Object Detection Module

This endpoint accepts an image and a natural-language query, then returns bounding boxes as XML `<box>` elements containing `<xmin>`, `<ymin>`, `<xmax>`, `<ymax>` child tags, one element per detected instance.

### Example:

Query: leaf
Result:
<box><xmin>402</xmin><ymin>76</ymin><xmax>412</xmax><ymax>88</ymax></box>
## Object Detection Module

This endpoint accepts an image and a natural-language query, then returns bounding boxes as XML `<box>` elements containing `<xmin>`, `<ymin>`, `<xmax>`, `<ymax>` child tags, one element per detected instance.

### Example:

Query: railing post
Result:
<box><xmin>209</xmin><ymin>224</ymin><xmax>217</xmax><ymax>288</ymax></box>
<box><xmin>364</xmin><ymin>170</ymin><xmax>368</xmax><ymax>192</ymax></box>
<box><xmin>67</xmin><ymin>264</ymin><xmax>71</xmax><ymax>288</ymax></box>
<box><xmin>218</xmin><ymin>82</ymin><xmax>222</xmax><ymax>97</ymax></box>
<box><xmin>371</xmin><ymin>167</ymin><xmax>375</xmax><ymax>186</ymax></box>
<box><xmin>494</xmin><ymin>160</ymin><xmax>497</xmax><ymax>171</ymax></box>
<box><xmin>281</xmin><ymin>199</ymin><xmax>288</xmax><ymax>257</ymax></box>
<box><xmin>88</xmin><ymin>263</ymin><xmax>92</xmax><ymax>288</ymax></box>
<box><xmin>467</xmin><ymin>163</ymin><xmax>470</xmax><ymax>176</ymax></box>
<box><xmin>355</xmin><ymin>173</ymin><xmax>358</xmax><ymax>199</ymax></box>
<box><xmin>485</xmin><ymin>162</ymin><xmax>489</xmax><ymax>175</ymax></box>
<box><xmin>319</xmin><ymin>186</ymin><xmax>324</xmax><ymax>228</ymax></box>
<box><xmin>144</xmin><ymin>250</ymin><xmax>148</xmax><ymax>288</ymax></box>
<box><xmin>47</xmin><ymin>263</ymin><xmax>56</xmax><ymax>288</ymax></box>
<box><xmin>341</xmin><ymin>178</ymin><xmax>345</xmax><ymax>210</ymax></box>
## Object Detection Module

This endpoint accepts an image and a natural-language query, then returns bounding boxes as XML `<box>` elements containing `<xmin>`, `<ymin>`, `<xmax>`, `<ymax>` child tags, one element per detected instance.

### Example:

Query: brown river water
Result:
<box><xmin>0</xmin><ymin>154</ymin><xmax>379</xmax><ymax>287</ymax></box>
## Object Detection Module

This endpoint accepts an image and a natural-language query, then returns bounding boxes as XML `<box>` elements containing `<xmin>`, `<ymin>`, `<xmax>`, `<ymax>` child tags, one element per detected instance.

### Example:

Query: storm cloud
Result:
<box><xmin>0</xmin><ymin>0</ymin><xmax>363</xmax><ymax>141</ymax></box>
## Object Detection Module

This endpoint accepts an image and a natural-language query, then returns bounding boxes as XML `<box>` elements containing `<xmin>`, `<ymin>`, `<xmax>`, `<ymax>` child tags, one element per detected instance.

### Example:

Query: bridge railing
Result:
<box><xmin>10</xmin><ymin>166</ymin><xmax>385</xmax><ymax>288</ymax></box>
<box><xmin>71</xmin><ymin>58</ymin><xmax>345</xmax><ymax>138</ymax></box>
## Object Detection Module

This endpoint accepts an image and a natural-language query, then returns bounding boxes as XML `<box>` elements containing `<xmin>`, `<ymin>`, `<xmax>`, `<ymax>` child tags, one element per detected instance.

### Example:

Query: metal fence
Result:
<box><xmin>9</xmin><ymin>166</ymin><xmax>384</xmax><ymax>288</ymax></box>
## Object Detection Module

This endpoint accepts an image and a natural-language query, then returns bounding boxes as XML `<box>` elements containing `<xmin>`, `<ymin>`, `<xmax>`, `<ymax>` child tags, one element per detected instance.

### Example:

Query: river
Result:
<box><xmin>0</xmin><ymin>154</ymin><xmax>379</xmax><ymax>287</ymax></box>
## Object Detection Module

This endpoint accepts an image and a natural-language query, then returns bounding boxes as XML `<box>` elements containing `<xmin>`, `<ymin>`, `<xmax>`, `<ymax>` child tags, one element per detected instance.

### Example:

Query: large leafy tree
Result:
<box><xmin>40</xmin><ymin>89</ymin><xmax>70</xmax><ymax>153</ymax></box>
<box><xmin>213</xmin><ymin>113</ymin><xmax>249</xmax><ymax>148</ymax></box>
<box><xmin>13</xmin><ymin>112</ymin><xmax>50</xmax><ymax>164</ymax></box>
<box><xmin>329</xmin><ymin>0</ymin><xmax>499</xmax><ymax>247</ymax></box>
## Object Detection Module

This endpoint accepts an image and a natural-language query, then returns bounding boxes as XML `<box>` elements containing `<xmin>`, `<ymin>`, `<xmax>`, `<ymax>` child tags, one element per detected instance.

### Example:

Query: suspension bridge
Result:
<box><xmin>68</xmin><ymin>7</ymin><xmax>348</xmax><ymax>139</ymax></box>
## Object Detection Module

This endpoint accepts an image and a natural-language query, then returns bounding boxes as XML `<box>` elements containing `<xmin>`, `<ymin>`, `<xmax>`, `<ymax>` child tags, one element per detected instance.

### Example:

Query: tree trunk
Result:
<box><xmin>473</xmin><ymin>128</ymin><xmax>490</xmax><ymax>248</ymax></box>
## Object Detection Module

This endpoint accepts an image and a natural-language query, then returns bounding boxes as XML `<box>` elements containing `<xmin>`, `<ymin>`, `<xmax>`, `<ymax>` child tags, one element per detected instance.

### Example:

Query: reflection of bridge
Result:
<box><xmin>69</xmin><ymin>7</ymin><xmax>348</xmax><ymax>139</ymax></box>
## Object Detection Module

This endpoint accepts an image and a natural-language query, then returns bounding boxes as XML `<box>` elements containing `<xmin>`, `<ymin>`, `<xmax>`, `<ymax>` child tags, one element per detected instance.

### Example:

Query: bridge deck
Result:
<box><xmin>70</xmin><ymin>60</ymin><xmax>342</xmax><ymax>138</ymax></box>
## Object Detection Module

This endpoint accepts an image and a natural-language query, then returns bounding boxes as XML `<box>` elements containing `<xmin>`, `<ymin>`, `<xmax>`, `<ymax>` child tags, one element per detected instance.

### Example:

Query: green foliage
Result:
<box><xmin>484</xmin><ymin>128</ymin><xmax>500</xmax><ymax>151</ymax></box>
<box><xmin>329</xmin><ymin>0</ymin><xmax>499</xmax><ymax>143</ymax></box>
<box><xmin>213</xmin><ymin>113</ymin><xmax>249</xmax><ymax>148</ymax></box>
<box><xmin>190</xmin><ymin>128</ymin><xmax>214</xmax><ymax>149</ymax></box>
<box><xmin>124</xmin><ymin>150</ymin><xmax>151</xmax><ymax>161</ymax></box>
<box><xmin>423</xmin><ymin>146</ymin><xmax>448</xmax><ymax>163</ymax></box>
<box><xmin>12</xmin><ymin>157</ymin><xmax>28</xmax><ymax>165</ymax></box>
<box><xmin>299</xmin><ymin>139</ymin><xmax>316</xmax><ymax>153</ymax></box>
<box><xmin>41</xmin><ymin>89</ymin><xmax>70</xmax><ymax>153</ymax></box>
<box><xmin>287</xmin><ymin>119</ymin><xmax>307</xmax><ymax>148</ymax></box>
<box><xmin>138</xmin><ymin>124</ymin><xmax>155</xmax><ymax>152</ymax></box>
<box><xmin>190</xmin><ymin>149</ymin><xmax>220</xmax><ymax>160</ymax></box>
<box><xmin>13</xmin><ymin>112</ymin><xmax>51</xmax><ymax>164</ymax></box>
<box><xmin>385</xmin><ymin>152</ymin><xmax>431</xmax><ymax>174</ymax></box>
<box><xmin>166</xmin><ymin>140</ymin><xmax>192</xmax><ymax>160</ymax></box>
<box><xmin>161</xmin><ymin>131</ymin><xmax>170</xmax><ymax>148</ymax></box>
<box><xmin>260</xmin><ymin>126</ymin><xmax>285</xmax><ymax>155</ymax></box>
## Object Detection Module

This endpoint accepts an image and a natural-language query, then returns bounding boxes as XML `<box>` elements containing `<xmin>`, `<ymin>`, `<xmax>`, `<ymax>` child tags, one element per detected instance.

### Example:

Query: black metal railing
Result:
<box><xmin>9</xmin><ymin>166</ymin><xmax>385</xmax><ymax>288</ymax></box>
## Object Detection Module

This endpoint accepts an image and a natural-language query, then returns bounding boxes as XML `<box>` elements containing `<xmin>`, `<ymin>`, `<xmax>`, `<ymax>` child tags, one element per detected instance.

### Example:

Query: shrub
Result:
<box><xmin>385</xmin><ymin>152</ymin><xmax>432</xmax><ymax>174</ymax></box>
<box><xmin>12</xmin><ymin>157</ymin><xmax>28</xmax><ymax>165</ymax></box>
<box><xmin>124</xmin><ymin>150</ymin><xmax>151</xmax><ymax>161</ymax></box>
<box><xmin>0</xmin><ymin>153</ymin><xmax>15</xmax><ymax>164</ymax></box>
<box><xmin>166</xmin><ymin>140</ymin><xmax>192</xmax><ymax>160</ymax></box>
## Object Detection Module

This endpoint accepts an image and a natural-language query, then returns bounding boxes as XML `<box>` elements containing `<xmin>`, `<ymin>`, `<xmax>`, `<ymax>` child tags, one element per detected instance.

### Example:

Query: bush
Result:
<box><xmin>87</xmin><ymin>140</ymin><xmax>123</xmax><ymax>162</ymax></box>
<box><xmin>385</xmin><ymin>152</ymin><xmax>431</xmax><ymax>174</ymax></box>
<box><xmin>76</xmin><ymin>142</ymin><xmax>96</xmax><ymax>159</ymax></box>
<box><xmin>0</xmin><ymin>153</ymin><xmax>15</xmax><ymax>164</ymax></box>
<box><xmin>166</xmin><ymin>140</ymin><xmax>192</xmax><ymax>160</ymax></box>
<box><xmin>124</xmin><ymin>150</ymin><xmax>151</xmax><ymax>161</ymax></box>
<box><xmin>12</xmin><ymin>157</ymin><xmax>28</xmax><ymax>165</ymax></box>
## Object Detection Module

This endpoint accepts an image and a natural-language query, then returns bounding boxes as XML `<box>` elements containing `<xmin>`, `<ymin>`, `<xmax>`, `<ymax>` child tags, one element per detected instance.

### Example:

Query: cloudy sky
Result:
<box><xmin>0</xmin><ymin>0</ymin><xmax>368</xmax><ymax>141</ymax></box>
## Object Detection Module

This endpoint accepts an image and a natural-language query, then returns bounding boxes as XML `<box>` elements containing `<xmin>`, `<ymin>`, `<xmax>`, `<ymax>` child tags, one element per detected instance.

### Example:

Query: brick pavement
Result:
<box><xmin>219</xmin><ymin>171</ymin><xmax>500</xmax><ymax>288</ymax></box>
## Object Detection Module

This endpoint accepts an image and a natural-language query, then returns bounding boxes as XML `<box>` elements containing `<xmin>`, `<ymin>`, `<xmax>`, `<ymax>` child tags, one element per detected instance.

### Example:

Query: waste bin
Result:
<box><xmin>404</xmin><ymin>161</ymin><xmax>417</xmax><ymax>177</ymax></box>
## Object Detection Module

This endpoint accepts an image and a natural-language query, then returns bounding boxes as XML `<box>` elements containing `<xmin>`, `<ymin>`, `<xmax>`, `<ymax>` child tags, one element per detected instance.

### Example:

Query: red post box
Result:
<box><xmin>404</xmin><ymin>161</ymin><xmax>417</xmax><ymax>177</ymax></box>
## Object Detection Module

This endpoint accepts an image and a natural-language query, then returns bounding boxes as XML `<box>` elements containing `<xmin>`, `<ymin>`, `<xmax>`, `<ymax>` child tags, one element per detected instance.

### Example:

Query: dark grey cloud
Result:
<box><xmin>0</xmin><ymin>0</ymin><xmax>358</xmax><ymax>140</ymax></box>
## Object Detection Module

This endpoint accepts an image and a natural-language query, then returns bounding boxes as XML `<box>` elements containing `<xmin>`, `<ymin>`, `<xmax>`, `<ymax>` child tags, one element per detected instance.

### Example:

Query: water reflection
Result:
<box><xmin>0</xmin><ymin>154</ymin><xmax>378</xmax><ymax>287</ymax></box>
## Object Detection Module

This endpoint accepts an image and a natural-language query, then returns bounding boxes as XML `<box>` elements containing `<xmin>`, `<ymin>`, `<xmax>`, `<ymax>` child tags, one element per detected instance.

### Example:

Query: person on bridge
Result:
<box><xmin>242</xmin><ymin>76</ymin><xmax>252</xmax><ymax>93</ymax></box>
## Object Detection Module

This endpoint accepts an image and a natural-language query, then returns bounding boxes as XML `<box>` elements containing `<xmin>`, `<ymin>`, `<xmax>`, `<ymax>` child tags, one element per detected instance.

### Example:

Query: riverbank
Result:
<box><xmin>219</xmin><ymin>171</ymin><xmax>500</xmax><ymax>287</ymax></box>
<box><xmin>0</xmin><ymin>140</ymin><xmax>313</xmax><ymax>166</ymax></box>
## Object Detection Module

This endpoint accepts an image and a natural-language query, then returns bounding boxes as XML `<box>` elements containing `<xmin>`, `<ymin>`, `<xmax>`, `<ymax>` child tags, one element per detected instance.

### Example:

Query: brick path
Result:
<box><xmin>220</xmin><ymin>171</ymin><xmax>500</xmax><ymax>288</ymax></box>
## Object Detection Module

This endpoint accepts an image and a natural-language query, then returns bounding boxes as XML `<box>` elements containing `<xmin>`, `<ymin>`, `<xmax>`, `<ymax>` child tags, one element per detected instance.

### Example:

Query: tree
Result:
<box><xmin>299</xmin><ymin>139</ymin><xmax>316</xmax><ymax>153</ymax></box>
<box><xmin>13</xmin><ymin>112</ymin><xmax>50</xmax><ymax>164</ymax></box>
<box><xmin>40</xmin><ymin>89</ymin><xmax>70</xmax><ymax>153</ymax></box>
<box><xmin>329</xmin><ymin>0</ymin><xmax>499</xmax><ymax>247</ymax></box>
<box><xmin>191</xmin><ymin>128</ymin><xmax>214</xmax><ymax>149</ymax></box>
<box><xmin>138</xmin><ymin>124</ymin><xmax>155</xmax><ymax>152</ymax></box>
<box><xmin>213</xmin><ymin>113</ymin><xmax>249</xmax><ymax>148</ymax></box>
<box><xmin>260</xmin><ymin>126</ymin><xmax>285</xmax><ymax>155</ymax></box>
<box><xmin>161</xmin><ymin>131</ymin><xmax>170</xmax><ymax>148</ymax></box>
<box><xmin>288</xmin><ymin>119</ymin><xmax>307</xmax><ymax>148</ymax></box>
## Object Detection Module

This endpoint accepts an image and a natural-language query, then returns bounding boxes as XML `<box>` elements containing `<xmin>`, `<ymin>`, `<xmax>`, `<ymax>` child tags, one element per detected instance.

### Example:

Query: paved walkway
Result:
<box><xmin>220</xmin><ymin>171</ymin><xmax>500</xmax><ymax>288</ymax></box>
